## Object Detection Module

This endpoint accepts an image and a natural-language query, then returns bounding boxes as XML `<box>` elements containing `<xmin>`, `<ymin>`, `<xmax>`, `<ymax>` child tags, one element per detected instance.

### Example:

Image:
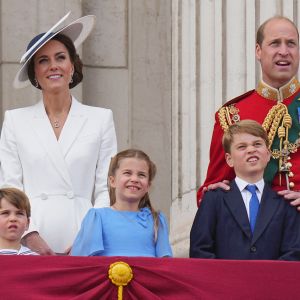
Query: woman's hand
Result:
<box><xmin>22</xmin><ymin>232</ymin><xmax>56</xmax><ymax>255</ymax></box>
<box><xmin>64</xmin><ymin>245</ymin><xmax>72</xmax><ymax>255</ymax></box>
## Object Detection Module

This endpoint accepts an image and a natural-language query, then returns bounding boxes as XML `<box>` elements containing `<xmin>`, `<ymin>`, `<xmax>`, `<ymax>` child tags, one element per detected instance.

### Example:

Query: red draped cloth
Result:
<box><xmin>1</xmin><ymin>256</ymin><xmax>299</xmax><ymax>299</ymax></box>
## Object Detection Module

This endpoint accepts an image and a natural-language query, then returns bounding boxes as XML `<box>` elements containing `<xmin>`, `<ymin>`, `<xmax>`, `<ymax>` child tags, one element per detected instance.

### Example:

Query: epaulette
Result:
<box><xmin>218</xmin><ymin>90</ymin><xmax>255</xmax><ymax>132</ymax></box>
<box><xmin>221</xmin><ymin>90</ymin><xmax>255</xmax><ymax>107</ymax></box>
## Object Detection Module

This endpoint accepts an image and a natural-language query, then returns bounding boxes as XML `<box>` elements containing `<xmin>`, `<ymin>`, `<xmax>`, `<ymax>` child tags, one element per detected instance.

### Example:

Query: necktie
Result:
<box><xmin>246</xmin><ymin>185</ymin><xmax>260</xmax><ymax>233</ymax></box>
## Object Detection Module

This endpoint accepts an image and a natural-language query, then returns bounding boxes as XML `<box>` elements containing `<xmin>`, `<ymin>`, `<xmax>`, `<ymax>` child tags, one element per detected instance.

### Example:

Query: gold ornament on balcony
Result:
<box><xmin>108</xmin><ymin>261</ymin><xmax>133</xmax><ymax>300</ymax></box>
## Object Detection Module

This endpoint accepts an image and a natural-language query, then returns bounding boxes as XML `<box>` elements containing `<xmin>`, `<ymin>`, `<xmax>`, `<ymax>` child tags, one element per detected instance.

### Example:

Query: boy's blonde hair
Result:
<box><xmin>222</xmin><ymin>120</ymin><xmax>269</xmax><ymax>153</ymax></box>
<box><xmin>0</xmin><ymin>187</ymin><xmax>31</xmax><ymax>217</ymax></box>
<box><xmin>108</xmin><ymin>149</ymin><xmax>159</xmax><ymax>240</ymax></box>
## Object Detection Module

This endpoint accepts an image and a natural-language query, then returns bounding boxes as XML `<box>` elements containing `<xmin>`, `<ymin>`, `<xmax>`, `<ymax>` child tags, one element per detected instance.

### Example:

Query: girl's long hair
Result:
<box><xmin>108</xmin><ymin>149</ymin><xmax>159</xmax><ymax>241</ymax></box>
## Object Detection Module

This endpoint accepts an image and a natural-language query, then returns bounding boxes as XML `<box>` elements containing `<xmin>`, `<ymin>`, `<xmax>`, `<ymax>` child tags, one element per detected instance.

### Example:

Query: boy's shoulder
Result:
<box><xmin>202</xmin><ymin>187</ymin><xmax>231</xmax><ymax>206</ymax></box>
<box><xmin>204</xmin><ymin>187</ymin><xmax>228</xmax><ymax>197</ymax></box>
<box><xmin>0</xmin><ymin>245</ymin><xmax>38</xmax><ymax>255</ymax></box>
<box><xmin>203</xmin><ymin>180</ymin><xmax>239</xmax><ymax>198</ymax></box>
<box><xmin>19</xmin><ymin>245</ymin><xmax>39</xmax><ymax>255</ymax></box>
<box><xmin>0</xmin><ymin>249</ymin><xmax>18</xmax><ymax>255</ymax></box>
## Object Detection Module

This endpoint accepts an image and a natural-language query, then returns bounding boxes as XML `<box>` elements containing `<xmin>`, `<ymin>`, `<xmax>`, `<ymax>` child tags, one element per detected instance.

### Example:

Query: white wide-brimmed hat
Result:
<box><xmin>13</xmin><ymin>11</ymin><xmax>95</xmax><ymax>89</ymax></box>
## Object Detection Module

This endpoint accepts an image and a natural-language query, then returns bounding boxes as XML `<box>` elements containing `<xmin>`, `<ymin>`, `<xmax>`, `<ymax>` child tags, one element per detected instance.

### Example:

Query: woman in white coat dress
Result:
<box><xmin>0</xmin><ymin>13</ymin><xmax>117</xmax><ymax>255</ymax></box>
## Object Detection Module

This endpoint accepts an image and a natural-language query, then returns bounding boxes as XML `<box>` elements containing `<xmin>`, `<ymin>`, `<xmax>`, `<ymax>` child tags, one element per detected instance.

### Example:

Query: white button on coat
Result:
<box><xmin>66</xmin><ymin>191</ymin><xmax>74</xmax><ymax>199</ymax></box>
<box><xmin>40</xmin><ymin>193</ymin><xmax>48</xmax><ymax>200</ymax></box>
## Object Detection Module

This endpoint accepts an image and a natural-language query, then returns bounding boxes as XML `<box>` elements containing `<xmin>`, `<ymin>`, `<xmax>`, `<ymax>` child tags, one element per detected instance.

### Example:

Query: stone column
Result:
<box><xmin>170</xmin><ymin>0</ymin><xmax>198</xmax><ymax>257</ymax></box>
<box><xmin>82</xmin><ymin>0</ymin><xmax>172</xmax><ymax>218</ymax></box>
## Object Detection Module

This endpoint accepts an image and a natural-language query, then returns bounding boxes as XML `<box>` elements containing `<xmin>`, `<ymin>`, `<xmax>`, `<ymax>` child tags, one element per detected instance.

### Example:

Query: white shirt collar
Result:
<box><xmin>235</xmin><ymin>177</ymin><xmax>265</xmax><ymax>194</ymax></box>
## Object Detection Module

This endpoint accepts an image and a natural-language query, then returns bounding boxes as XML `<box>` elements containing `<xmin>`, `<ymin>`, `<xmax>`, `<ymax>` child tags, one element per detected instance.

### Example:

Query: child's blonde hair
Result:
<box><xmin>222</xmin><ymin>120</ymin><xmax>269</xmax><ymax>153</ymax></box>
<box><xmin>0</xmin><ymin>187</ymin><xmax>31</xmax><ymax>218</ymax></box>
<box><xmin>108</xmin><ymin>149</ymin><xmax>159</xmax><ymax>240</ymax></box>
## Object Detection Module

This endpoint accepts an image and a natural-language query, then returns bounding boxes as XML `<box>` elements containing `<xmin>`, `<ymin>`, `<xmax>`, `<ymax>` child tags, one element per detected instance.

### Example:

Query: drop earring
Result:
<box><xmin>70</xmin><ymin>72</ymin><xmax>74</xmax><ymax>84</ymax></box>
<box><xmin>34</xmin><ymin>78</ymin><xmax>39</xmax><ymax>88</ymax></box>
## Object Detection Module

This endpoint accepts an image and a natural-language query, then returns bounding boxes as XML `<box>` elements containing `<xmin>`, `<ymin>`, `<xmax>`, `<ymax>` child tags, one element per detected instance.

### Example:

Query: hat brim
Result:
<box><xmin>13</xmin><ymin>14</ymin><xmax>95</xmax><ymax>89</ymax></box>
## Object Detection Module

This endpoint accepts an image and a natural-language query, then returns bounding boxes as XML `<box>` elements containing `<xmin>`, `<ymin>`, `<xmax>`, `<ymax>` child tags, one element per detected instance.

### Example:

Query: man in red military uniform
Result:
<box><xmin>197</xmin><ymin>16</ymin><xmax>300</xmax><ymax>208</ymax></box>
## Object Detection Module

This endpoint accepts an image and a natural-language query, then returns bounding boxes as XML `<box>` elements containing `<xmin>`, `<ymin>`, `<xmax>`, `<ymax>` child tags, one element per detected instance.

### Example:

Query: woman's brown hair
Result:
<box><xmin>27</xmin><ymin>33</ymin><xmax>83</xmax><ymax>89</ymax></box>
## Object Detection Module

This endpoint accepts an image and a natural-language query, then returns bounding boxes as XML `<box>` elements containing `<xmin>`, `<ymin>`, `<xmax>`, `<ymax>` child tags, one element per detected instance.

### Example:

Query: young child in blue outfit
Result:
<box><xmin>71</xmin><ymin>149</ymin><xmax>173</xmax><ymax>257</ymax></box>
<box><xmin>0</xmin><ymin>187</ymin><xmax>38</xmax><ymax>255</ymax></box>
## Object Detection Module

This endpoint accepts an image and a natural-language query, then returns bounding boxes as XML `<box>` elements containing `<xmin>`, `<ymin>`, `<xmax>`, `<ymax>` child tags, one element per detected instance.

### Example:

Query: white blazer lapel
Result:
<box><xmin>58</xmin><ymin>97</ymin><xmax>87</xmax><ymax>157</ymax></box>
<box><xmin>30</xmin><ymin>100</ymin><xmax>73</xmax><ymax>187</ymax></box>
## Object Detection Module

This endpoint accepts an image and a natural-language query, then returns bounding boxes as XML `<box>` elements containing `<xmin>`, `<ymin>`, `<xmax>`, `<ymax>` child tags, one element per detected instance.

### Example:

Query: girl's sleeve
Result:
<box><xmin>71</xmin><ymin>209</ymin><xmax>104</xmax><ymax>256</ymax></box>
<box><xmin>155</xmin><ymin>212</ymin><xmax>173</xmax><ymax>257</ymax></box>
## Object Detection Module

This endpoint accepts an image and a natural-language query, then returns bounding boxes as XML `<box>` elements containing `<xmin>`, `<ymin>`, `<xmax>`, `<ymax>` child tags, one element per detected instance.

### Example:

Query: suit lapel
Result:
<box><xmin>58</xmin><ymin>97</ymin><xmax>87</xmax><ymax>157</ymax></box>
<box><xmin>30</xmin><ymin>100</ymin><xmax>72</xmax><ymax>187</ymax></box>
<box><xmin>224</xmin><ymin>181</ymin><xmax>252</xmax><ymax>239</ymax></box>
<box><xmin>251</xmin><ymin>184</ymin><xmax>280</xmax><ymax>244</ymax></box>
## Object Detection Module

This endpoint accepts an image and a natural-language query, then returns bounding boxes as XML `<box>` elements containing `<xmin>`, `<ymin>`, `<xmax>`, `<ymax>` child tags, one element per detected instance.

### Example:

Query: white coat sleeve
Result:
<box><xmin>0</xmin><ymin>111</ymin><xmax>24</xmax><ymax>189</ymax></box>
<box><xmin>0</xmin><ymin>111</ymin><xmax>38</xmax><ymax>234</ymax></box>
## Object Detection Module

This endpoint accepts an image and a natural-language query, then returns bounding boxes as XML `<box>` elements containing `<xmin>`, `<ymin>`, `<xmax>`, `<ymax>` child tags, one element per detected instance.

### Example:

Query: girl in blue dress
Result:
<box><xmin>71</xmin><ymin>149</ymin><xmax>173</xmax><ymax>257</ymax></box>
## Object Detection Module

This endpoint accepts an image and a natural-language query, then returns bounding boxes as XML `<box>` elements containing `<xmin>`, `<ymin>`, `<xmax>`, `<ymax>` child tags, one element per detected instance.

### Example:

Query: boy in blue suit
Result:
<box><xmin>190</xmin><ymin>120</ymin><xmax>300</xmax><ymax>260</ymax></box>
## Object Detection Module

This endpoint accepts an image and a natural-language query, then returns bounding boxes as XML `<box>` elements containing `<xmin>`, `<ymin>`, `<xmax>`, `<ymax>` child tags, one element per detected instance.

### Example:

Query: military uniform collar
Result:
<box><xmin>256</xmin><ymin>77</ymin><xmax>300</xmax><ymax>102</ymax></box>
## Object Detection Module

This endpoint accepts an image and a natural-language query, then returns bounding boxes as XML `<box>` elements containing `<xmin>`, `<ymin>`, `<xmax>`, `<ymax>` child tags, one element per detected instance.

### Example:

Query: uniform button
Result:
<box><xmin>289</xmin><ymin>182</ymin><xmax>295</xmax><ymax>189</ymax></box>
<box><xmin>40</xmin><ymin>193</ymin><xmax>48</xmax><ymax>200</ymax></box>
<box><xmin>66</xmin><ymin>191</ymin><xmax>74</xmax><ymax>199</ymax></box>
<box><xmin>250</xmin><ymin>246</ymin><xmax>256</xmax><ymax>253</ymax></box>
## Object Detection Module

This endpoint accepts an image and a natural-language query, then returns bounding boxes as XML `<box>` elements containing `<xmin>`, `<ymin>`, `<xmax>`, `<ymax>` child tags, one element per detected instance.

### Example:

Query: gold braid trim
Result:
<box><xmin>262</xmin><ymin>103</ymin><xmax>294</xmax><ymax>188</ymax></box>
<box><xmin>262</xmin><ymin>103</ymin><xmax>289</xmax><ymax>149</ymax></box>
<box><xmin>218</xmin><ymin>107</ymin><xmax>231</xmax><ymax>132</ymax></box>
<box><xmin>218</xmin><ymin>105</ymin><xmax>240</xmax><ymax>132</ymax></box>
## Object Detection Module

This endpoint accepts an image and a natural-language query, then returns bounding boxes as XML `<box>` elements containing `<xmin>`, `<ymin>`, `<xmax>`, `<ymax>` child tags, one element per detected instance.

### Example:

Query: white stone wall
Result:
<box><xmin>82</xmin><ymin>0</ymin><xmax>172</xmax><ymax>218</ymax></box>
